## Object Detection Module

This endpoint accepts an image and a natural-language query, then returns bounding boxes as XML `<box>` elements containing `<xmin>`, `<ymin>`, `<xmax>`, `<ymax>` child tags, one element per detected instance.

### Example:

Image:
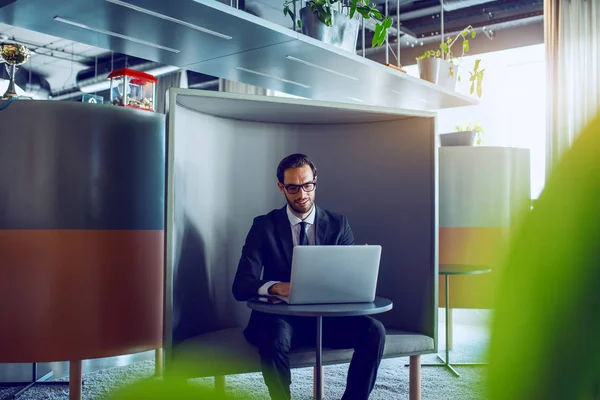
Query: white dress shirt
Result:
<box><xmin>258</xmin><ymin>205</ymin><xmax>316</xmax><ymax>295</ymax></box>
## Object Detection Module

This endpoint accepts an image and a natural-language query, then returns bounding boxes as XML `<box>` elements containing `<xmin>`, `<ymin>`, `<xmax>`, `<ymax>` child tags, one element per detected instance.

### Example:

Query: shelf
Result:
<box><xmin>0</xmin><ymin>0</ymin><xmax>478</xmax><ymax>110</ymax></box>
<box><xmin>173</xmin><ymin>88</ymin><xmax>436</xmax><ymax>124</ymax></box>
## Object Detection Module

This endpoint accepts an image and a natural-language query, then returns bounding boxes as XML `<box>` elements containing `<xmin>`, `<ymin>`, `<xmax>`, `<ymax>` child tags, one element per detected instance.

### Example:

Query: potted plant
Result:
<box><xmin>283</xmin><ymin>0</ymin><xmax>392</xmax><ymax>52</ymax></box>
<box><xmin>416</xmin><ymin>25</ymin><xmax>484</xmax><ymax>97</ymax></box>
<box><xmin>439</xmin><ymin>122</ymin><xmax>485</xmax><ymax>146</ymax></box>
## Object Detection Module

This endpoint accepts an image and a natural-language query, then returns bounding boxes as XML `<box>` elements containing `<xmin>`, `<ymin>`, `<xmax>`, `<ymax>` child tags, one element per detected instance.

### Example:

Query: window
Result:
<box><xmin>405</xmin><ymin>43</ymin><xmax>547</xmax><ymax>199</ymax></box>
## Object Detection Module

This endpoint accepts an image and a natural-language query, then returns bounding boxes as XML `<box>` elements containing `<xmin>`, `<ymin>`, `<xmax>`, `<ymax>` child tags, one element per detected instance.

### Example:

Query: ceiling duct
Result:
<box><xmin>362</xmin><ymin>14</ymin><xmax>543</xmax><ymax>60</ymax></box>
<box><xmin>51</xmin><ymin>55</ymin><xmax>180</xmax><ymax>100</ymax></box>
<box><xmin>74</xmin><ymin>53</ymin><xmax>162</xmax><ymax>92</ymax></box>
<box><xmin>397</xmin><ymin>0</ymin><xmax>496</xmax><ymax>21</ymax></box>
<box><xmin>189</xmin><ymin>79</ymin><xmax>219</xmax><ymax>90</ymax></box>
<box><xmin>75</xmin><ymin>61</ymin><xmax>163</xmax><ymax>92</ymax></box>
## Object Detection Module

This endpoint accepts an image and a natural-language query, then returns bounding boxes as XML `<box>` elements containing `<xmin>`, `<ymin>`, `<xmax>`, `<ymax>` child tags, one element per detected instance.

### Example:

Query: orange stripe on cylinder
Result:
<box><xmin>439</xmin><ymin>227</ymin><xmax>511</xmax><ymax>308</ymax></box>
<box><xmin>0</xmin><ymin>230</ymin><xmax>163</xmax><ymax>363</ymax></box>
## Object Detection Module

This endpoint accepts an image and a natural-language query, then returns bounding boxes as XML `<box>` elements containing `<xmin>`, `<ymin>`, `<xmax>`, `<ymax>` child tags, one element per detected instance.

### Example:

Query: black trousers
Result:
<box><xmin>244</xmin><ymin>312</ymin><xmax>386</xmax><ymax>400</ymax></box>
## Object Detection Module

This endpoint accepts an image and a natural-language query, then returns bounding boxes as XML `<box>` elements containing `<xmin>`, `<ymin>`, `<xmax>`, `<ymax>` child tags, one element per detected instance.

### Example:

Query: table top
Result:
<box><xmin>247</xmin><ymin>296</ymin><xmax>393</xmax><ymax>317</ymax></box>
<box><xmin>439</xmin><ymin>264</ymin><xmax>491</xmax><ymax>275</ymax></box>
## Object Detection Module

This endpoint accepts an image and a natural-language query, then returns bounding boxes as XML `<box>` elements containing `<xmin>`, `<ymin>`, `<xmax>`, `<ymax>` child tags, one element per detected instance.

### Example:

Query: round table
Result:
<box><xmin>423</xmin><ymin>264</ymin><xmax>491</xmax><ymax>377</ymax></box>
<box><xmin>247</xmin><ymin>296</ymin><xmax>393</xmax><ymax>400</ymax></box>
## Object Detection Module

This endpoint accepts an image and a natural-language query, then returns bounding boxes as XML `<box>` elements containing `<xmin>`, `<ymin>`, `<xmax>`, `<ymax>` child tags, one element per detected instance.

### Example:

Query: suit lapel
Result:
<box><xmin>275</xmin><ymin>206</ymin><xmax>294</xmax><ymax>267</ymax></box>
<box><xmin>315</xmin><ymin>205</ymin><xmax>329</xmax><ymax>245</ymax></box>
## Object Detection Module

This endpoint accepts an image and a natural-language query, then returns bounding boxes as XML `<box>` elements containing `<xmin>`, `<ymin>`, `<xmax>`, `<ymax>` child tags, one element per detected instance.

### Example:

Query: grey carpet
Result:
<box><xmin>0</xmin><ymin>320</ymin><xmax>489</xmax><ymax>399</ymax></box>
<box><xmin>0</xmin><ymin>358</ymin><xmax>487</xmax><ymax>400</ymax></box>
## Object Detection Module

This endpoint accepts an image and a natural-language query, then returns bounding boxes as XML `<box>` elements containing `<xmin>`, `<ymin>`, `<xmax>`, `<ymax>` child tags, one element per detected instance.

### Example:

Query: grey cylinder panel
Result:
<box><xmin>0</xmin><ymin>100</ymin><xmax>165</xmax><ymax>230</ymax></box>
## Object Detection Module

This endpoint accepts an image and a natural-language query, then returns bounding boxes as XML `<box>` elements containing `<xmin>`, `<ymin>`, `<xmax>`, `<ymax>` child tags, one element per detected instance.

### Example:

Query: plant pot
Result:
<box><xmin>439</xmin><ymin>131</ymin><xmax>476</xmax><ymax>146</ymax></box>
<box><xmin>299</xmin><ymin>7</ymin><xmax>359</xmax><ymax>53</ymax></box>
<box><xmin>417</xmin><ymin>58</ymin><xmax>457</xmax><ymax>91</ymax></box>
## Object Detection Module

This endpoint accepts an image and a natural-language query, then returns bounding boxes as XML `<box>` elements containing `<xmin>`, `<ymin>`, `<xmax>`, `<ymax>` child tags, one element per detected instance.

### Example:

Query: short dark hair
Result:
<box><xmin>276</xmin><ymin>153</ymin><xmax>318</xmax><ymax>184</ymax></box>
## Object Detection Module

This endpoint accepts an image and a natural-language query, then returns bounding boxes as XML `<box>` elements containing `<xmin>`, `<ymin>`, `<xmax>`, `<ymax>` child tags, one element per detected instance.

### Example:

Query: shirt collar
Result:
<box><xmin>286</xmin><ymin>204</ymin><xmax>316</xmax><ymax>226</ymax></box>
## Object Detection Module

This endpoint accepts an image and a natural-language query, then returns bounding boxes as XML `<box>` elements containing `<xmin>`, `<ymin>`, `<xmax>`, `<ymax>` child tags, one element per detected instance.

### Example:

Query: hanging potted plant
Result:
<box><xmin>283</xmin><ymin>0</ymin><xmax>392</xmax><ymax>53</ymax></box>
<box><xmin>416</xmin><ymin>25</ymin><xmax>485</xmax><ymax>97</ymax></box>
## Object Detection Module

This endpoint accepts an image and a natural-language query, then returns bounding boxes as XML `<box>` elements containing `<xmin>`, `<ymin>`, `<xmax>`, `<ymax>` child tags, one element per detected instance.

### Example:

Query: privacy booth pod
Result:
<box><xmin>163</xmin><ymin>89</ymin><xmax>439</xmax><ymax>400</ymax></box>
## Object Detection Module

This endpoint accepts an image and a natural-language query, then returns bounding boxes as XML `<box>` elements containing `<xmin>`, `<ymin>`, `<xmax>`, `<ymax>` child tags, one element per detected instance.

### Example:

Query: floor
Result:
<box><xmin>0</xmin><ymin>351</ymin><xmax>155</xmax><ymax>383</ymax></box>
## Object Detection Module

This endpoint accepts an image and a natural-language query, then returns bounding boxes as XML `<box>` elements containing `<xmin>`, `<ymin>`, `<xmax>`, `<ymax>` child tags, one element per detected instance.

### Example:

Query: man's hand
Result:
<box><xmin>269</xmin><ymin>282</ymin><xmax>290</xmax><ymax>297</ymax></box>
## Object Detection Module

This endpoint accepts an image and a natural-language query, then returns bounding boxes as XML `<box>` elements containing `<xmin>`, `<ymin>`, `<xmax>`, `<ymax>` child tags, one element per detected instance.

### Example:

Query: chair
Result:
<box><xmin>164</xmin><ymin>217</ymin><xmax>435</xmax><ymax>400</ymax></box>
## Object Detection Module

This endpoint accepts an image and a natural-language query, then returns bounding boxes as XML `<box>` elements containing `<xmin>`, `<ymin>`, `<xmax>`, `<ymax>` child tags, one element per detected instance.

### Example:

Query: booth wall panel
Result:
<box><xmin>170</xmin><ymin>101</ymin><xmax>436</xmax><ymax>345</ymax></box>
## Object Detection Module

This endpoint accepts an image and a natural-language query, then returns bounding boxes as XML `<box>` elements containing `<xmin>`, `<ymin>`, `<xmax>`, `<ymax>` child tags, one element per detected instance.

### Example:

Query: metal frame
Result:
<box><xmin>0</xmin><ymin>363</ymin><xmax>75</xmax><ymax>399</ymax></box>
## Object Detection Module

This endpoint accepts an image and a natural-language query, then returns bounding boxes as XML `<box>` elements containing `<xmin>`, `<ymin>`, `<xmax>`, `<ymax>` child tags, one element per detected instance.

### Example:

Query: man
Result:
<box><xmin>232</xmin><ymin>153</ymin><xmax>386</xmax><ymax>400</ymax></box>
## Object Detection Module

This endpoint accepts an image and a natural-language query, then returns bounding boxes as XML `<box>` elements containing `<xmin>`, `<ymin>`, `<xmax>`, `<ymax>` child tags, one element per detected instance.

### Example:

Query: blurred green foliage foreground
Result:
<box><xmin>488</xmin><ymin>112</ymin><xmax>600</xmax><ymax>400</ymax></box>
<box><xmin>107</xmin><ymin>377</ymin><xmax>245</xmax><ymax>400</ymax></box>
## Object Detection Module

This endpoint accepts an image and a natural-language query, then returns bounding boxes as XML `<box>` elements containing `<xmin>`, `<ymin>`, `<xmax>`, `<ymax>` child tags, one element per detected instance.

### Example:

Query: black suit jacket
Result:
<box><xmin>232</xmin><ymin>205</ymin><xmax>355</xmax><ymax>334</ymax></box>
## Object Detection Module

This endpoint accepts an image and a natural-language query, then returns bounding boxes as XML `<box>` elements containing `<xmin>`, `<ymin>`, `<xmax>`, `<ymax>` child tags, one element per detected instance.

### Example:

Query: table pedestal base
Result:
<box><xmin>422</xmin><ymin>354</ymin><xmax>488</xmax><ymax>377</ymax></box>
<box><xmin>413</xmin><ymin>272</ymin><xmax>488</xmax><ymax>377</ymax></box>
<box><xmin>315</xmin><ymin>316</ymin><xmax>323</xmax><ymax>400</ymax></box>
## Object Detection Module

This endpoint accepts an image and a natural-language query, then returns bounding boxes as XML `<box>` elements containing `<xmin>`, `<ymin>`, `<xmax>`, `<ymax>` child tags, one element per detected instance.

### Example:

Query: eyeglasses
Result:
<box><xmin>284</xmin><ymin>181</ymin><xmax>317</xmax><ymax>194</ymax></box>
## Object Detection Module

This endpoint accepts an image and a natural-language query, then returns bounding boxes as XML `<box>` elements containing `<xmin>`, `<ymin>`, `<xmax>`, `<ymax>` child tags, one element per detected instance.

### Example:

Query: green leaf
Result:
<box><xmin>471</xmin><ymin>31</ymin><xmax>476</xmax><ymax>38</ymax></box>
<box><xmin>436</xmin><ymin>50</ymin><xmax>441</xmax><ymax>57</ymax></box>
<box><xmin>370</xmin><ymin>9</ymin><xmax>382</xmax><ymax>19</ymax></box>
<box><xmin>356</xmin><ymin>6</ymin><xmax>370</xmax><ymax>18</ymax></box>
<box><xmin>440</xmin><ymin>43</ymin><xmax>449</xmax><ymax>53</ymax></box>
<box><xmin>470</xmin><ymin>81</ymin><xmax>475</xmax><ymax>95</ymax></box>
<box><xmin>473</xmin><ymin>59</ymin><xmax>481</xmax><ymax>72</ymax></box>
<box><xmin>384</xmin><ymin>15</ymin><xmax>393</xmax><ymax>29</ymax></box>
<box><xmin>463</xmin><ymin>40</ymin><xmax>469</xmax><ymax>52</ymax></box>
<box><xmin>457</xmin><ymin>75</ymin><xmax>461</xmax><ymax>82</ymax></box>
<box><xmin>349</xmin><ymin>0</ymin><xmax>358</xmax><ymax>18</ymax></box>
<box><xmin>371</xmin><ymin>18</ymin><xmax>392</xmax><ymax>47</ymax></box>
<box><xmin>297</xmin><ymin>19</ymin><xmax>302</xmax><ymax>28</ymax></box>
<box><xmin>283</xmin><ymin>5</ymin><xmax>297</xmax><ymax>27</ymax></box>
<box><xmin>462</xmin><ymin>29</ymin><xmax>468</xmax><ymax>38</ymax></box>
<box><xmin>372</xmin><ymin>23</ymin><xmax>382</xmax><ymax>47</ymax></box>
<box><xmin>378</xmin><ymin>30</ymin><xmax>386</xmax><ymax>46</ymax></box>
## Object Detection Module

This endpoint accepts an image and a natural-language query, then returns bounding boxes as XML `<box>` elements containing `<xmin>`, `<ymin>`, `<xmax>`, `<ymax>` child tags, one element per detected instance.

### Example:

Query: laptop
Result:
<box><xmin>263</xmin><ymin>245</ymin><xmax>382</xmax><ymax>305</ymax></box>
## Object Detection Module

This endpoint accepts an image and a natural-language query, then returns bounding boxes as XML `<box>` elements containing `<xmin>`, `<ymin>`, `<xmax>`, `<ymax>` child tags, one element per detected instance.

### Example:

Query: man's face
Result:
<box><xmin>278</xmin><ymin>165</ymin><xmax>316</xmax><ymax>216</ymax></box>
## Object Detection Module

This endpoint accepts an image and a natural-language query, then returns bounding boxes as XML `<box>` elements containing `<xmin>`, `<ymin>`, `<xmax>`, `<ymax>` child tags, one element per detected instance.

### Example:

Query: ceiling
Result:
<box><xmin>0</xmin><ymin>22</ymin><xmax>107</xmax><ymax>91</ymax></box>
<box><xmin>245</xmin><ymin>0</ymin><xmax>543</xmax><ymax>48</ymax></box>
<box><xmin>0</xmin><ymin>0</ymin><xmax>543</xmax><ymax>99</ymax></box>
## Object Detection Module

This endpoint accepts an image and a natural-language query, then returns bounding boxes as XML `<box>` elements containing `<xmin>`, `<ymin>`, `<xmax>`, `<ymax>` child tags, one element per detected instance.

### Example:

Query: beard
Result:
<box><xmin>287</xmin><ymin>196</ymin><xmax>313</xmax><ymax>215</ymax></box>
